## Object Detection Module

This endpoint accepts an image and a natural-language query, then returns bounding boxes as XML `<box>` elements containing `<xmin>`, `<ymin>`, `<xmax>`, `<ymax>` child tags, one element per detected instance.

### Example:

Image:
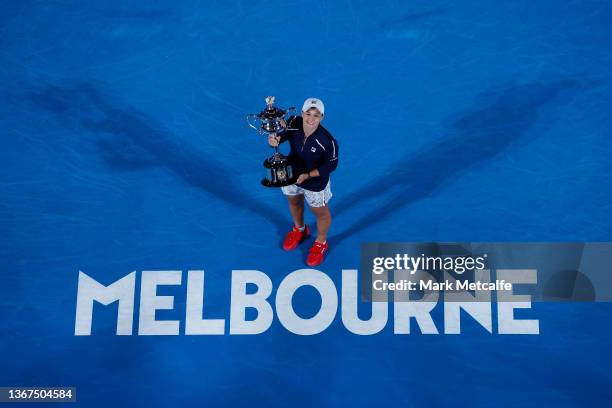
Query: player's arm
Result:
<box><xmin>296</xmin><ymin>138</ymin><xmax>339</xmax><ymax>184</ymax></box>
<box><xmin>314</xmin><ymin>137</ymin><xmax>339</xmax><ymax>178</ymax></box>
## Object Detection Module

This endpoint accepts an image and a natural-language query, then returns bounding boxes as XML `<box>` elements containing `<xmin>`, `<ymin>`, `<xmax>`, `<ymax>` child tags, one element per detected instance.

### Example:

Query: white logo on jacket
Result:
<box><xmin>311</xmin><ymin>147</ymin><xmax>316</xmax><ymax>153</ymax></box>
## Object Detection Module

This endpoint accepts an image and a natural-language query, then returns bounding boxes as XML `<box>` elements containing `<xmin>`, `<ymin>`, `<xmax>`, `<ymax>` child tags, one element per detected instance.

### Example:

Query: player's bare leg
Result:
<box><xmin>287</xmin><ymin>194</ymin><xmax>305</xmax><ymax>228</ymax></box>
<box><xmin>310</xmin><ymin>205</ymin><xmax>331</xmax><ymax>243</ymax></box>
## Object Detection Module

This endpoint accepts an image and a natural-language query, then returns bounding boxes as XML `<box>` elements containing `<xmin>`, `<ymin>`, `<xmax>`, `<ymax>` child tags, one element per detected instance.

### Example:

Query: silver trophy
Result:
<box><xmin>247</xmin><ymin>96</ymin><xmax>297</xmax><ymax>187</ymax></box>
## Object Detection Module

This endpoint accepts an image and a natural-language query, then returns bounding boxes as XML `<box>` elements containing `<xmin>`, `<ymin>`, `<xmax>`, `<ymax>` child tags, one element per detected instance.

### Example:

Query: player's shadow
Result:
<box><xmin>332</xmin><ymin>79</ymin><xmax>577</xmax><ymax>247</ymax></box>
<box><xmin>20</xmin><ymin>80</ymin><xmax>287</xmax><ymax>236</ymax></box>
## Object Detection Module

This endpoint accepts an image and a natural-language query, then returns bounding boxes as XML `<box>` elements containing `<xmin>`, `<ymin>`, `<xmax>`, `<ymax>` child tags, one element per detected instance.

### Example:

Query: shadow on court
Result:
<box><xmin>19</xmin><ymin>80</ymin><xmax>287</xmax><ymax>237</ymax></box>
<box><xmin>19</xmin><ymin>78</ymin><xmax>580</xmax><ymax>252</ymax></box>
<box><xmin>332</xmin><ymin>80</ymin><xmax>578</xmax><ymax>247</ymax></box>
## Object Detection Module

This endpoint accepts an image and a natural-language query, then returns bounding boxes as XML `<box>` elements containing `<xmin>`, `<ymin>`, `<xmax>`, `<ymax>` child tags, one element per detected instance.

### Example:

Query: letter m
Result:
<box><xmin>75</xmin><ymin>271</ymin><xmax>136</xmax><ymax>336</ymax></box>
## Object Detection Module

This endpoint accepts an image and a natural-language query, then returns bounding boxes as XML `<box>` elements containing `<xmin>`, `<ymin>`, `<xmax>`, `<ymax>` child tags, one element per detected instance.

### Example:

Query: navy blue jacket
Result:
<box><xmin>279</xmin><ymin>116</ymin><xmax>339</xmax><ymax>192</ymax></box>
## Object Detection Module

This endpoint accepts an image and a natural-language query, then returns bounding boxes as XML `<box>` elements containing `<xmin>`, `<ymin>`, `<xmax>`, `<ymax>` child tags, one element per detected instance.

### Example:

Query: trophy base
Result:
<box><xmin>262</xmin><ymin>153</ymin><xmax>295</xmax><ymax>188</ymax></box>
<box><xmin>261</xmin><ymin>177</ymin><xmax>297</xmax><ymax>188</ymax></box>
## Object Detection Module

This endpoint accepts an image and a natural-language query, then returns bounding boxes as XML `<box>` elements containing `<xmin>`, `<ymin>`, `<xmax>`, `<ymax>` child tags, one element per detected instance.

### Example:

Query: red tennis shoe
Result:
<box><xmin>283</xmin><ymin>225</ymin><xmax>310</xmax><ymax>251</ymax></box>
<box><xmin>306</xmin><ymin>241</ymin><xmax>328</xmax><ymax>267</ymax></box>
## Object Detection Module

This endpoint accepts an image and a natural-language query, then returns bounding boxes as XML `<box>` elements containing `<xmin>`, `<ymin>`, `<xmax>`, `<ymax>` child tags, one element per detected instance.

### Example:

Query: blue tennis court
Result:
<box><xmin>1</xmin><ymin>0</ymin><xmax>611</xmax><ymax>406</ymax></box>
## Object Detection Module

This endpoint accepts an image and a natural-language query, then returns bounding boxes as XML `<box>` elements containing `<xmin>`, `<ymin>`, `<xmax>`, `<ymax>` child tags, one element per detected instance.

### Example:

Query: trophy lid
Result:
<box><xmin>259</xmin><ymin>96</ymin><xmax>286</xmax><ymax>119</ymax></box>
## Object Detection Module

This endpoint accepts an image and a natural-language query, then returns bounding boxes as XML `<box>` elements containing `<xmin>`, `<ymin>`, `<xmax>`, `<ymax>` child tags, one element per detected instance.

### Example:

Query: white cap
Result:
<box><xmin>302</xmin><ymin>97</ymin><xmax>325</xmax><ymax>115</ymax></box>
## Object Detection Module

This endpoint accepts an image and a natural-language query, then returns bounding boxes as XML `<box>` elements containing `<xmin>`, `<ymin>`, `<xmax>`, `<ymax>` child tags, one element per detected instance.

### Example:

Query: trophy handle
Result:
<box><xmin>281</xmin><ymin>107</ymin><xmax>297</xmax><ymax>130</ymax></box>
<box><xmin>246</xmin><ymin>113</ymin><xmax>261</xmax><ymax>132</ymax></box>
<box><xmin>285</xmin><ymin>109</ymin><xmax>299</xmax><ymax>130</ymax></box>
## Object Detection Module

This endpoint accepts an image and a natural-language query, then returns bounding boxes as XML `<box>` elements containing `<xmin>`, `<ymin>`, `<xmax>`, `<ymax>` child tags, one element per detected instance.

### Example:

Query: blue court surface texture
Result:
<box><xmin>2</xmin><ymin>0</ymin><xmax>612</xmax><ymax>406</ymax></box>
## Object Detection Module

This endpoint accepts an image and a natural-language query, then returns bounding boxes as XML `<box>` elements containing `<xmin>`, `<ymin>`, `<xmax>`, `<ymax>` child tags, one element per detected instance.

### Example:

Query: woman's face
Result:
<box><xmin>302</xmin><ymin>108</ymin><xmax>323</xmax><ymax>134</ymax></box>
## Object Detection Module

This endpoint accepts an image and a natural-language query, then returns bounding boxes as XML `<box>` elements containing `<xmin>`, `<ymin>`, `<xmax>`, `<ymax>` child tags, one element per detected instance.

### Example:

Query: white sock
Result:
<box><xmin>297</xmin><ymin>225</ymin><xmax>305</xmax><ymax>232</ymax></box>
